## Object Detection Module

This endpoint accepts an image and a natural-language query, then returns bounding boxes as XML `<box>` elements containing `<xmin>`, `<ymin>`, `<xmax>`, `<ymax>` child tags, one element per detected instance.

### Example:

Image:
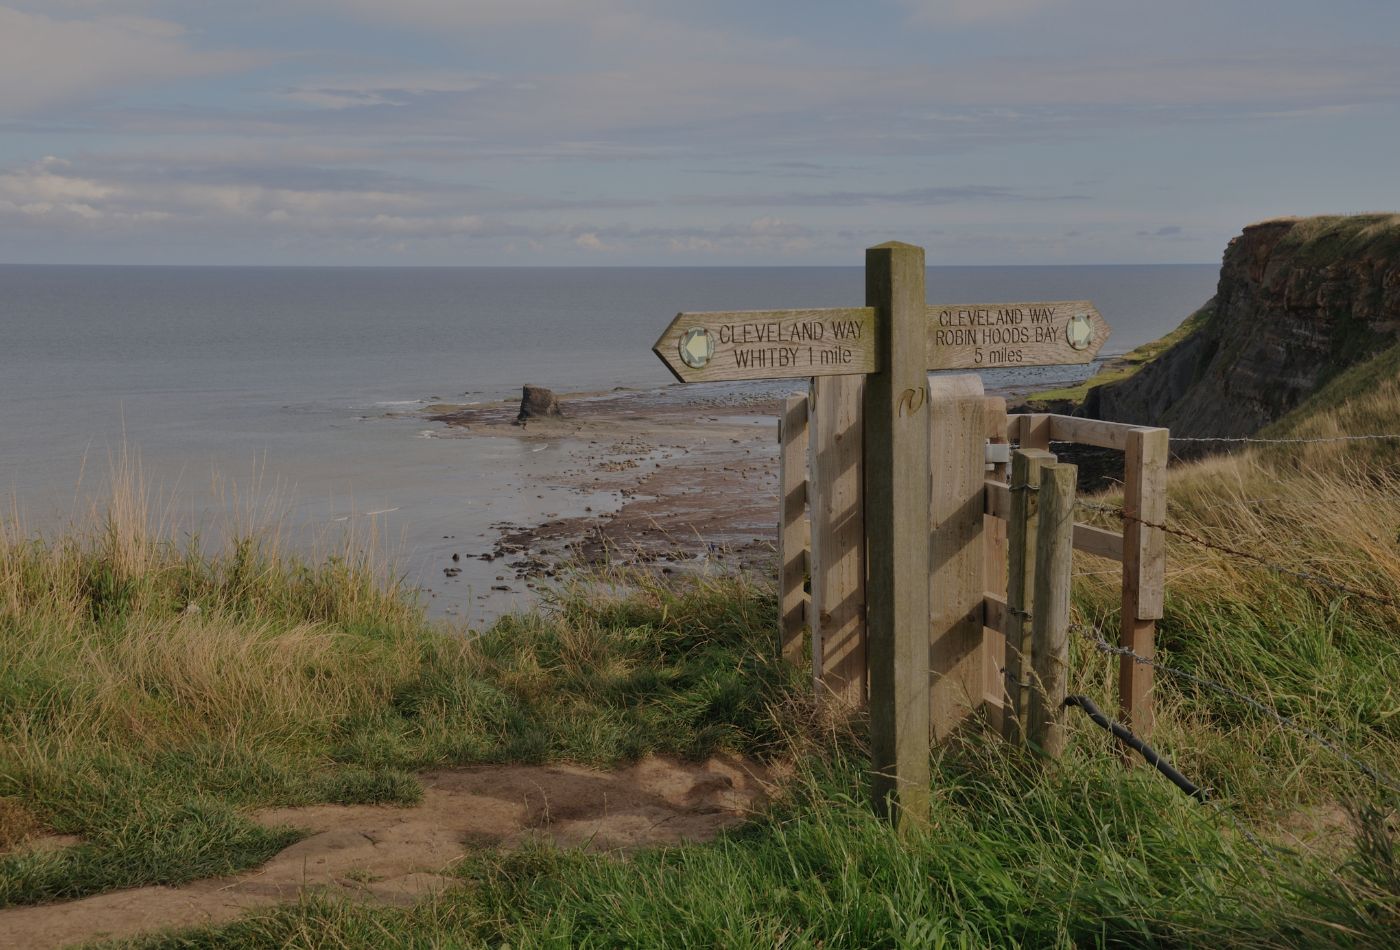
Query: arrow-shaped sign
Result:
<box><xmin>925</xmin><ymin>299</ymin><xmax>1108</xmax><ymax>371</ymax></box>
<box><xmin>653</xmin><ymin>300</ymin><xmax>1109</xmax><ymax>383</ymax></box>
<box><xmin>652</xmin><ymin>307</ymin><xmax>879</xmax><ymax>383</ymax></box>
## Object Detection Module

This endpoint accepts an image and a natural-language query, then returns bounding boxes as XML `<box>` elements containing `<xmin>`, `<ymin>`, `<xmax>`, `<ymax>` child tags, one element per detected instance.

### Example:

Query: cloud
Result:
<box><xmin>0</xmin><ymin>154</ymin><xmax>835</xmax><ymax>259</ymax></box>
<box><xmin>0</xmin><ymin>155</ymin><xmax>439</xmax><ymax>230</ymax></box>
<box><xmin>895</xmin><ymin>0</ymin><xmax>1059</xmax><ymax>24</ymax></box>
<box><xmin>126</xmin><ymin>44</ymin><xmax>1395</xmax><ymax>169</ymax></box>
<box><xmin>282</xmin><ymin>72</ymin><xmax>495</xmax><ymax>111</ymax></box>
<box><xmin>0</xmin><ymin>7</ymin><xmax>261</xmax><ymax>116</ymax></box>
<box><xmin>1136</xmin><ymin>225</ymin><xmax>1187</xmax><ymax>239</ymax></box>
<box><xmin>677</xmin><ymin>185</ymin><xmax>1088</xmax><ymax>208</ymax></box>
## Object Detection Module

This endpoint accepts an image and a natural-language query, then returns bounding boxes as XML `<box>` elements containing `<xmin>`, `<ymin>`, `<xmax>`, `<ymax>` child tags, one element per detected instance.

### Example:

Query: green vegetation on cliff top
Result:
<box><xmin>1021</xmin><ymin>300</ymin><xmax>1213</xmax><ymax>409</ymax></box>
<box><xmin>1026</xmin><ymin>212</ymin><xmax>1400</xmax><ymax>413</ymax></box>
<box><xmin>1263</xmin><ymin>212</ymin><xmax>1400</xmax><ymax>266</ymax></box>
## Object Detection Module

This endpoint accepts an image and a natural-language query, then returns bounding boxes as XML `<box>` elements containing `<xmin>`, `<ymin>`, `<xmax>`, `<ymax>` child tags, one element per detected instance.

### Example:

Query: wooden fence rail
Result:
<box><xmin>779</xmin><ymin>398</ymin><xmax>1169</xmax><ymax>756</ymax></box>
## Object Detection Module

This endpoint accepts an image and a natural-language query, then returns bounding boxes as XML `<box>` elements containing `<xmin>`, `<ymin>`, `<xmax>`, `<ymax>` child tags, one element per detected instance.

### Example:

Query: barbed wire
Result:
<box><xmin>1072</xmin><ymin>622</ymin><xmax>1400</xmax><ymax>797</ymax></box>
<box><xmin>1169</xmin><ymin>433</ymin><xmax>1400</xmax><ymax>444</ymax></box>
<box><xmin>1045</xmin><ymin>433</ymin><xmax>1400</xmax><ymax>448</ymax></box>
<box><xmin>1074</xmin><ymin>499</ymin><xmax>1400</xmax><ymax>610</ymax></box>
<box><xmin>1167</xmin><ymin>496</ymin><xmax>1400</xmax><ymax>513</ymax></box>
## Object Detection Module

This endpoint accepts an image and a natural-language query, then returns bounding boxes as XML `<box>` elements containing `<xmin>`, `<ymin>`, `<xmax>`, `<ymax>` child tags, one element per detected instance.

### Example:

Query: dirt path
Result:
<box><xmin>0</xmin><ymin>755</ymin><xmax>769</xmax><ymax>949</ymax></box>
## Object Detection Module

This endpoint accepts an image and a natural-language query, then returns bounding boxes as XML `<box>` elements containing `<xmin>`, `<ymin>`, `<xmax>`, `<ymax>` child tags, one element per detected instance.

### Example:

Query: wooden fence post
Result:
<box><xmin>863</xmin><ymin>242</ymin><xmax>931</xmax><ymax>829</ymax></box>
<box><xmin>1017</xmin><ymin>413</ymin><xmax>1052</xmax><ymax>451</ymax></box>
<box><xmin>983</xmin><ymin>397</ymin><xmax>1009</xmax><ymax>735</ymax></box>
<box><xmin>778</xmin><ymin>391</ymin><xmax>810</xmax><ymax>667</ymax></box>
<box><xmin>1029</xmin><ymin>460</ymin><xmax>1076</xmax><ymax>759</ymax></box>
<box><xmin>929</xmin><ymin>375</ymin><xmax>986</xmax><ymax>741</ymax></box>
<box><xmin>1003</xmin><ymin>448</ymin><xmax>1054</xmax><ymax>745</ymax></box>
<box><xmin>810</xmin><ymin>375</ymin><xmax>866</xmax><ymax>706</ymax></box>
<box><xmin>1120</xmin><ymin>427</ymin><xmax>1169</xmax><ymax>739</ymax></box>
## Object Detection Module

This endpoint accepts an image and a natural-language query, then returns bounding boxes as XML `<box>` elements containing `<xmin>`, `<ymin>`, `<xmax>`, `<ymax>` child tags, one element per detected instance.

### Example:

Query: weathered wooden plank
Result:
<box><xmin>1003</xmin><ymin>448</ymin><xmax>1054</xmax><ymax>745</ymax></box>
<box><xmin>1128</xmin><ymin>428</ymin><xmax>1169</xmax><ymax>620</ymax></box>
<box><xmin>653</xmin><ymin>308</ymin><xmax>878</xmax><ymax>382</ymax></box>
<box><xmin>983</xmin><ymin>593</ymin><xmax>1009</xmax><ymax>637</ymax></box>
<box><xmin>925</xmin><ymin>301</ymin><xmax>1109</xmax><ymax>371</ymax></box>
<box><xmin>929</xmin><ymin>374</ymin><xmax>986</xmax><ymax>742</ymax></box>
<box><xmin>778</xmin><ymin>391</ymin><xmax>811</xmax><ymax>667</ymax></box>
<box><xmin>809</xmin><ymin>375</ymin><xmax>865</xmax><ymax>707</ymax></box>
<box><xmin>982</xmin><ymin>397</ymin><xmax>1010</xmax><ymax>730</ymax></box>
<box><xmin>863</xmin><ymin>242</ymin><xmax>931</xmax><ymax>829</ymax></box>
<box><xmin>1074</xmin><ymin>523</ymin><xmax>1124</xmax><ymax>562</ymax></box>
<box><xmin>985</xmin><ymin>479</ymin><xmax>1011</xmax><ymax>520</ymax></box>
<box><xmin>992</xmin><ymin>482</ymin><xmax>1121</xmax><ymax>561</ymax></box>
<box><xmin>1046</xmin><ymin>415</ymin><xmax>1143</xmax><ymax>451</ymax></box>
<box><xmin>1029</xmin><ymin>461</ymin><xmax>1076</xmax><ymax>759</ymax></box>
<box><xmin>1120</xmin><ymin>427</ymin><xmax>1170</xmax><ymax>738</ymax></box>
<box><xmin>1014</xmin><ymin>413</ymin><xmax>1052</xmax><ymax>451</ymax></box>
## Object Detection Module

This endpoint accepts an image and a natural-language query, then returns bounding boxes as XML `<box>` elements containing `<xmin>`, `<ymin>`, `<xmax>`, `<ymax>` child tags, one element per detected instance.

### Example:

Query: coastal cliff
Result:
<box><xmin>1080</xmin><ymin>214</ymin><xmax>1400</xmax><ymax>438</ymax></box>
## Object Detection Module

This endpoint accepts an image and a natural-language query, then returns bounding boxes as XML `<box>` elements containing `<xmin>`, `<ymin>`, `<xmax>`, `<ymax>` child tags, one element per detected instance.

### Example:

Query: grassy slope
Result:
<box><xmin>1021</xmin><ymin>299</ymin><xmax>1214</xmax><ymax>409</ymax></box>
<box><xmin>0</xmin><ymin>474</ymin><xmax>795</xmax><ymax>908</ymax></box>
<box><xmin>3</xmin><ymin>395</ymin><xmax>1400</xmax><ymax>945</ymax></box>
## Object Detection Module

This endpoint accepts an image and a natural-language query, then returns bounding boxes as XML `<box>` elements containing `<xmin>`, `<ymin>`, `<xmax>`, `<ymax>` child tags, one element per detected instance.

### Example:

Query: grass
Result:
<box><xmin>0</xmin><ymin>461</ymin><xmax>798</xmax><ymax>908</ymax></box>
<box><xmin>4</xmin><ymin>391</ymin><xmax>1400</xmax><ymax>945</ymax></box>
<box><xmin>1022</xmin><ymin>300</ymin><xmax>1214</xmax><ymax>409</ymax></box>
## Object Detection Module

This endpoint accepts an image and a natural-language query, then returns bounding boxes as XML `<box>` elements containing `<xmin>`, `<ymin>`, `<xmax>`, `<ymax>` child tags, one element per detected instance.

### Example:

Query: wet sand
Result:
<box><xmin>416</xmin><ymin>386</ymin><xmax>786</xmax><ymax>621</ymax></box>
<box><xmin>413</xmin><ymin>374</ymin><xmax>1056</xmax><ymax>626</ymax></box>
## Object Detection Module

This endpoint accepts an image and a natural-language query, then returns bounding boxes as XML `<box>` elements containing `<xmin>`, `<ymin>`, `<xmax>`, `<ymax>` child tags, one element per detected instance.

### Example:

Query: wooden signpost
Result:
<box><xmin>652</xmin><ymin>242</ymin><xmax>1112</xmax><ymax>829</ymax></box>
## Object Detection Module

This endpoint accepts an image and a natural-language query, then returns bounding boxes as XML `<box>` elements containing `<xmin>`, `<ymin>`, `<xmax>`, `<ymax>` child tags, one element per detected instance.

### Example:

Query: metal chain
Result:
<box><xmin>1072</xmin><ymin>622</ymin><xmax>1400</xmax><ymax>796</ymax></box>
<box><xmin>1075</xmin><ymin>499</ymin><xmax>1400</xmax><ymax>610</ymax></box>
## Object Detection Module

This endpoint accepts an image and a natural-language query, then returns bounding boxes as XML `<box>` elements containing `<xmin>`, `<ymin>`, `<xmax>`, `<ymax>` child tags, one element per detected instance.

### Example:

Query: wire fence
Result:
<box><xmin>1049</xmin><ymin>432</ymin><xmax>1400</xmax><ymax>448</ymax></box>
<box><xmin>1071</xmin><ymin>621</ymin><xmax>1400</xmax><ymax>798</ymax></box>
<box><xmin>1074</xmin><ymin>498</ymin><xmax>1400</xmax><ymax>610</ymax></box>
<box><xmin>1006</xmin><ymin>425</ymin><xmax>1400</xmax><ymax>821</ymax></box>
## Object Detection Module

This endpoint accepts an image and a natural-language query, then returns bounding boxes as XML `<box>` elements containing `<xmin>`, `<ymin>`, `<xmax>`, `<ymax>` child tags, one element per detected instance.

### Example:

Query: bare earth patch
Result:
<box><xmin>0</xmin><ymin>755</ymin><xmax>769</xmax><ymax>950</ymax></box>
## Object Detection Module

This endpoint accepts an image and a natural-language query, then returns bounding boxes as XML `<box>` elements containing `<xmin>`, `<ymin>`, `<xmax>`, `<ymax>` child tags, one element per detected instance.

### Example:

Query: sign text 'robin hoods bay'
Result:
<box><xmin>652</xmin><ymin>307</ymin><xmax>879</xmax><ymax>383</ymax></box>
<box><xmin>925</xmin><ymin>300</ymin><xmax>1108</xmax><ymax>371</ymax></box>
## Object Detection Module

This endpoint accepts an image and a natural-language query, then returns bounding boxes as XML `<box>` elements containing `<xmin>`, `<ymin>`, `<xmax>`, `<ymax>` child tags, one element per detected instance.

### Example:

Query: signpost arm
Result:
<box><xmin>863</xmin><ymin>242</ymin><xmax>931</xmax><ymax>829</ymax></box>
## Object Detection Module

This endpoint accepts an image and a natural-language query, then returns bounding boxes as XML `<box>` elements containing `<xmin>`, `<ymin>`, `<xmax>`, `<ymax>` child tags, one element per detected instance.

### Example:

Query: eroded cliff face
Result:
<box><xmin>1086</xmin><ymin>215</ymin><xmax>1400</xmax><ymax>438</ymax></box>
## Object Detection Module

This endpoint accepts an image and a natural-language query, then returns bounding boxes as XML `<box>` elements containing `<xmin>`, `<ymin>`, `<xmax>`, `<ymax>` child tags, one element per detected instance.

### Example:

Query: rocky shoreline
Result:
<box><xmin>415</xmin><ymin>385</ymin><xmax>787</xmax><ymax>619</ymax></box>
<box><xmin>414</xmin><ymin>374</ymin><xmax>1086</xmax><ymax>623</ymax></box>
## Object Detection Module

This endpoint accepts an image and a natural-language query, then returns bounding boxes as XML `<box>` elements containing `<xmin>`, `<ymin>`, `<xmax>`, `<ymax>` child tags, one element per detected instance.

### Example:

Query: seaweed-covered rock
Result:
<box><xmin>517</xmin><ymin>385</ymin><xmax>562</xmax><ymax>422</ymax></box>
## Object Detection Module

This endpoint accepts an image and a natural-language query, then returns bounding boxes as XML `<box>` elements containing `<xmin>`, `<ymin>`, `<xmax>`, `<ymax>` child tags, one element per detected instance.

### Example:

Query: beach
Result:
<box><xmin>407</xmin><ymin>384</ymin><xmax>788</xmax><ymax>622</ymax></box>
<box><xmin>407</xmin><ymin>368</ymin><xmax>1074</xmax><ymax>624</ymax></box>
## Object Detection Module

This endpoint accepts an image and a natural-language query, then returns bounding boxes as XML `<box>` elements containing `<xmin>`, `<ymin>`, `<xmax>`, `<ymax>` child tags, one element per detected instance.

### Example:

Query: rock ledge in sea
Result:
<box><xmin>517</xmin><ymin>385</ymin><xmax>563</xmax><ymax>422</ymax></box>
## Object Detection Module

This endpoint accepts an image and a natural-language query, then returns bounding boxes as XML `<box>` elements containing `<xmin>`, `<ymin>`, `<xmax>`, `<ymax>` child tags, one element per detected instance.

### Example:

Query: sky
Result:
<box><xmin>1</xmin><ymin>1</ymin><xmax>1397</xmax><ymax>266</ymax></box>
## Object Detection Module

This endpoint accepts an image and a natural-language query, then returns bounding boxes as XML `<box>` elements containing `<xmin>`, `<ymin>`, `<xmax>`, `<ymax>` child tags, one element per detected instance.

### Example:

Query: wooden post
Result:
<box><xmin>809</xmin><ymin>375</ymin><xmax>866</xmax><ymax>706</ymax></box>
<box><xmin>1003</xmin><ymin>448</ymin><xmax>1054</xmax><ymax>744</ymax></box>
<box><xmin>778</xmin><ymin>391</ymin><xmax>810</xmax><ymax>667</ymax></box>
<box><xmin>863</xmin><ymin>242</ymin><xmax>931</xmax><ymax>828</ymax></box>
<box><xmin>983</xmin><ymin>397</ymin><xmax>1009</xmax><ymax>733</ymax></box>
<box><xmin>1017</xmin><ymin>413</ymin><xmax>1052</xmax><ymax>451</ymax></box>
<box><xmin>929</xmin><ymin>375</ymin><xmax>986</xmax><ymax>740</ymax></box>
<box><xmin>1029</xmin><ymin>460</ymin><xmax>1076</xmax><ymax>758</ymax></box>
<box><xmin>1120</xmin><ymin>427</ymin><xmax>1169</xmax><ymax>739</ymax></box>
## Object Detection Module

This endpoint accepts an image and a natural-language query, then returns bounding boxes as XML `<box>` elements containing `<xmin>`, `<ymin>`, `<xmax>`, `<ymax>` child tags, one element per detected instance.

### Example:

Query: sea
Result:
<box><xmin>0</xmin><ymin>264</ymin><xmax>1217</xmax><ymax>622</ymax></box>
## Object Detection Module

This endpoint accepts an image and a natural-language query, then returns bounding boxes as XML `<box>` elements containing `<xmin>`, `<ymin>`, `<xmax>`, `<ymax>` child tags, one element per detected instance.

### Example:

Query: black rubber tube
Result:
<box><xmin>1063</xmin><ymin>695</ymin><xmax>1210</xmax><ymax>803</ymax></box>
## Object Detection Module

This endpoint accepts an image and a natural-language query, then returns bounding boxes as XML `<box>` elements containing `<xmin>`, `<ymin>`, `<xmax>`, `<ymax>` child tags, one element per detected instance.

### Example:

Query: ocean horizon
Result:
<box><xmin>0</xmin><ymin>262</ymin><xmax>1218</xmax><ymax>620</ymax></box>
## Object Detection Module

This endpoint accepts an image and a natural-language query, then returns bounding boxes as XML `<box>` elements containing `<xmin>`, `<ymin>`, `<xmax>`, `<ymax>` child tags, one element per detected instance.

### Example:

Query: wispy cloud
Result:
<box><xmin>676</xmin><ymin>185</ymin><xmax>1088</xmax><ymax>208</ymax></box>
<box><xmin>0</xmin><ymin>7</ymin><xmax>262</xmax><ymax>116</ymax></box>
<box><xmin>894</xmin><ymin>0</ymin><xmax>1060</xmax><ymax>25</ymax></box>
